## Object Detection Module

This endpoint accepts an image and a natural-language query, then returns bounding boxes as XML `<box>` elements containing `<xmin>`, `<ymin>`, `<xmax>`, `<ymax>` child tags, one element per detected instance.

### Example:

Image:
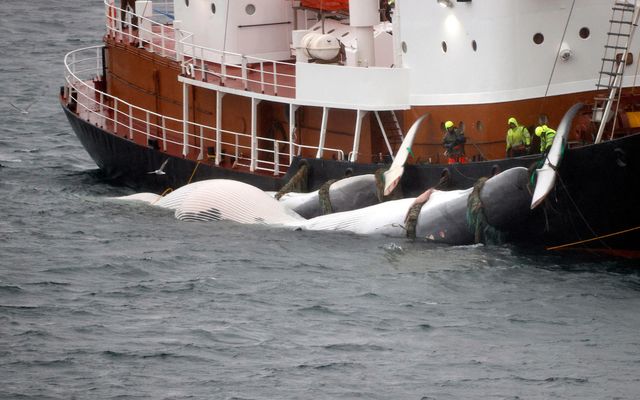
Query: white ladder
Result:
<box><xmin>593</xmin><ymin>0</ymin><xmax>639</xmax><ymax>143</ymax></box>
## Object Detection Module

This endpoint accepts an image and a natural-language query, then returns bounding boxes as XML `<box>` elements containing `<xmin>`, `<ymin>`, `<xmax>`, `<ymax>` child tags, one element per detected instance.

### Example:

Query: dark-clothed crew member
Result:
<box><xmin>443</xmin><ymin>120</ymin><xmax>466</xmax><ymax>164</ymax></box>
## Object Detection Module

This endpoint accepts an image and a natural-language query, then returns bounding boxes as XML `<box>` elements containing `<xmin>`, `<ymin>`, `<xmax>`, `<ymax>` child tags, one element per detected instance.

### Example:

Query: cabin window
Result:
<box><xmin>476</xmin><ymin>120</ymin><xmax>484</xmax><ymax>131</ymax></box>
<box><xmin>211</xmin><ymin>3</ymin><xmax>216</xmax><ymax>14</ymax></box>
<box><xmin>533</xmin><ymin>33</ymin><xmax>544</xmax><ymax>45</ymax></box>
<box><xmin>441</xmin><ymin>41</ymin><xmax>448</xmax><ymax>53</ymax></box>
<box><xmin>245</xmin><ymin>4</ymin><xmax>256</xmax><ymax>15</ymax></box>
<box><xmin>579</xmin><ymin>27</ymin><xmax>590</xmax><ymax>39</ymax></box>
<box><xmin>185</xmin><ymin>0</ymin><xmax>189</xmax><ymax>6</ymax></box>
<box><xmin>401</xmin><ymin>41</ymin><xmax>407</xmax><ymax>53</ymax></box>
<box><xmin>471</xmin><ymin>40</ymin><xmax>477</xmax><ymax>52</ymax></box>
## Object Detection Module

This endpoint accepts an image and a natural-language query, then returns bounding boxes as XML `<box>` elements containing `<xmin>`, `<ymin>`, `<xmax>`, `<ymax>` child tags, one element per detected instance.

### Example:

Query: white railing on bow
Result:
<box><xmin>63</xmin><ymin>46</ymin><xmax>343</xmax><ymax>176</ymax></box>
<box><xmin>104</xmin><ymin>0</ymin><xmax>194</xmax><ymax>61</ymax></box>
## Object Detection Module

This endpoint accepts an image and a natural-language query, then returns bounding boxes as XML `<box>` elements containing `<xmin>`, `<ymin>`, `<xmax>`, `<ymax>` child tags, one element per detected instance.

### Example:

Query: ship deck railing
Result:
<box><xmin>63</xmin><ymin>46</ymin><xmax>344</xmax><ymax>177</ymax></box>
<box><xmin>104</xmin><ymin>0</ymin><xmax>296</xmax><ymax>99</ymax></box>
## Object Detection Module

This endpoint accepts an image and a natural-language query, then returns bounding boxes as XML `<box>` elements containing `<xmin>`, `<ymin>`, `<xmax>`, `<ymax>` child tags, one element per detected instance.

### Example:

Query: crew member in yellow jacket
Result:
<box><xmin>505</xmin><ymin>117</ymin><xmax>531</xmax><ymax>157</ymax></box>
<box><xmin>535</xmin><ymin>125</ymin><xmax>557</xmax><ymax>153</ymax></box>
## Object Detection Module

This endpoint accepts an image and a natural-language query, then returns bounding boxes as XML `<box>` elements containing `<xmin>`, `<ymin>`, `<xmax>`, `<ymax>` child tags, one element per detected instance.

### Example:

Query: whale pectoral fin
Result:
<box><xmin>383</xmin><ymin>166</ymin><xmax>403</xmax><ymax>196</ymax></box>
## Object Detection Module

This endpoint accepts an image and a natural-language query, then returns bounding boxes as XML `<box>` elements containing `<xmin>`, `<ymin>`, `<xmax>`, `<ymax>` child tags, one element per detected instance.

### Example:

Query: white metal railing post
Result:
<box><xmin>289</xmin><ymin>104</ymin><xmax>298</xmax><ymax>164</ymax></box>
<box><xmin>250</xmin><ymin>97</ymin><xmax>261</xmax><ymax>171</ymax></box>
<box><xmin>234</xmin><ymin>133</ymin><xmax>239</xmax><ymax>161</ymax></box>
<box><xmin>215</xmin><ymin>91</ymin><xmax>225</xmax><ymax>165</ymax></box>
<box><xmin>96</xmin><ymin>47</ymin><xmax>101</xmax><ymax>76</ymax></box>
<box><xmin>128</xmin><ymin>104</ymin><xmax>133</xmax><ymax>139</ymax></box>
<box><xmin>136</xmin><ymin>1</ymin><xmax>153</xmax><ymax>47</ymax></box>
<box><xmin>242</xmin><ymin>56</ymin><xmax>248</xmax><ymax>90</ymax></box>
<box><xmin>162</xmin><ymin>116</ymin><xmax>167</xmax><ymax>150</ymax></box>
<box><xmin>105</xmin><ymin>2</ymin><xmax>110</xmax><ymax>37</ymax></box>
<box><xmin>273</xmin><ymin>62</ymin><xmax>278</xmax><ymax>95</ymax></box>
<box><xmin>107</xmin><ymin>1</ymin><xmax>115</xmax><ymax>38</ymax></box>
<box><xmin>198</xmin><ymin>125</ymin><xmax>204</xmax><ymax>160</ymax></box>
<box><xmin>126</xmin><ymin>8</ymin><xmax>133</xmax><ymax>44</ymax></box>
<box><xmin>161</xmin><ymin>24</ymin><xmax>166</xmax><ymax>57</ymax></box>
<box><xmin>274</xmin><ymin>140</ymin><xmax>280</xmax><ymax>175</ymax></box>
<box><xmin>316</xmin><ymin>107</ymin><xmax>329</xmax><ymax>158</ymax></box>
<box><xmin>221</xmin><ymin>53</ymin><xmax>226</xmax><ymax>85</ymax></box>
<box><xmin>114</xmin><ymin>98</ymin><xmax>119</xmax><ymax>133</ymax></box>
<box><xmin>145</xmin><ymin>111</ymin><xmax>150</xmax><ymax>141</ymax></box>
<box><xmin>200</xmin><ymin>48</ymin><xmax>206</xmax><ymax>80</ymax></box>
<box><xmin>99</xmin><ymin>92</ymin><xmax>104</xmax><ymax>114</ymax></box>
<box><xmin>182</xmin><ymin>82</ymin><xmax>189</xmax><ymax>156</ymax></box>
<box><xmin>116</xmin><ymin>2</ymin><xmax>122</xmax><ymax>41</ymax></box>
<box><xmin>174</xmin><ymin>20</ymin><xmax>183</xmax><ymax>62</ymax></box>
<box><xmin>260</xmin><ymin>62</ymin><xmax>265</xmax><ymax>93</ymax></box>
<box><xmin>350</xmin><ymin>110</ymin><xmax>367</xmax><ymax>162</ymax></box>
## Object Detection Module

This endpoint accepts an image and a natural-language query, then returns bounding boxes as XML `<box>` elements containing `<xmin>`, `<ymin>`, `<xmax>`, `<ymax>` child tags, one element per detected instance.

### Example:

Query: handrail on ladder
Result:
<box><xmin>594</xmin><ymin>0</ymin><xmax>640</xmax><ymax>143</ymax></box>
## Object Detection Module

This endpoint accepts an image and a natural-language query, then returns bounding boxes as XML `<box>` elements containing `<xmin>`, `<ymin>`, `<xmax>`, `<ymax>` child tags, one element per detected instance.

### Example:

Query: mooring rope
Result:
<box><xmin>275</xmin><ymin>161</ymin><xmax>309</xmax><ymax>200</ymax></box>
<box><xmin>187</xmin><ymin>161</ymin><xmax>201</xmax><ymax>185</ymax></box>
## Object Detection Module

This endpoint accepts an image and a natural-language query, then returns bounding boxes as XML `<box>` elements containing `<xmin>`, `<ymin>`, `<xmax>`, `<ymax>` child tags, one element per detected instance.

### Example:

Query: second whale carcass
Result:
<box><xmin>300</xmin><ymin>166</ymin><xmax>531</xmax><ymax>244</ymax></box>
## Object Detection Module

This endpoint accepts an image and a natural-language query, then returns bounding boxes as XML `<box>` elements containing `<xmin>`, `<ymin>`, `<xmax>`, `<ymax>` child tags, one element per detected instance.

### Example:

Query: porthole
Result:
<box><xmin>245</xmin><ymin>4</ymin><xmax>256</xmax><ymax>15</ymax></box>
<box><xmin>211</xmin><ymin>3</ymin><xmax>216</xmax><ymax>14</ymax></box>
<box><xmin>441</xmin><ymin>41</ymin><xmax>448</xmax><ymax>53</ymax></box>
<box><xmin>476</xmin><ymin>120</ymin><xmax>484</xmax><ymax>131</ymax></box>
<box><xmin>401</xmin><ymin>41</ymin><xmax>407</xmax><ymax>53</ymax></box>
<box><xmin>533</xmin><ymin>33</ymin><xmax>544</xmax><ymax>45</ymax></box>
<box><xmin>579</xmin><ymin>27</ymin><xmax>590</xmax><ymax>39</ymax></box>
<box><xmin>471</xmin><ymin>40</ymin><xmax>477</xmax><ymax>52</ymax></box>
<box><xmin>185</xmin><ymin>0</ymin><xmax>189</xmax><ymax>6</ymax></box>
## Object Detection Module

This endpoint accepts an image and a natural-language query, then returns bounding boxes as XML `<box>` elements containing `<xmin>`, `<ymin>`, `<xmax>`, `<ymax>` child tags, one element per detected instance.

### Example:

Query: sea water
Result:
<box><xmin>1</xmin><ymin>1</ymin><xmax>639</xmax><ymax>399</ymax></box>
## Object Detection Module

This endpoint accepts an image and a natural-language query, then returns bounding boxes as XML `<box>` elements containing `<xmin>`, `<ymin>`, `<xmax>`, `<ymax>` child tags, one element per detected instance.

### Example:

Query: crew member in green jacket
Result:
<box><xmin>505</xmin><ymin>117</ymin><xmax>531</xmax><ymax>157</ymax></box>
<box><xmin>535</xmin><ymin>125</ymin><xmax>557</xmax><ymax>153</ymax></box>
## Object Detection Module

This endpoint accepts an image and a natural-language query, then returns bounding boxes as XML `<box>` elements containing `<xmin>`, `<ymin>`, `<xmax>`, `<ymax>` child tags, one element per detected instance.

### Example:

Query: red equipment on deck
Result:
<box><xmin>300</xmin><ymin>0</ymin><xmax>349</xmax><ymax>11</ymax></box>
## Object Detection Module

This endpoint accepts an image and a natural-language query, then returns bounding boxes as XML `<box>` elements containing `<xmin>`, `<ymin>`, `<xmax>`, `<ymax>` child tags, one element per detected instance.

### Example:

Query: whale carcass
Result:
<box><xmin>117</xmin><ymin>166</ymin><xmax>533</xmax><ymax>245</ymax></box>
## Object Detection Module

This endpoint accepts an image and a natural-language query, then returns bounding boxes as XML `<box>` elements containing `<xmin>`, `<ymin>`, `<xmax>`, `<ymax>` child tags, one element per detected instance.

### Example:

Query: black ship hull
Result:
<box><xmin>63</xmin><ymin>104</ymin><xmax>640</xmax><ymax>256</ymax></box>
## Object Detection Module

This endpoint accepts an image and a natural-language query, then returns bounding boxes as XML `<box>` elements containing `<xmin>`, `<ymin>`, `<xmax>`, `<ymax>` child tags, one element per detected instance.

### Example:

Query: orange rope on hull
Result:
<box><xmin>546</xmin><ymin>225</ymin><xmax>640</xmax><ymax>251</ymax></box>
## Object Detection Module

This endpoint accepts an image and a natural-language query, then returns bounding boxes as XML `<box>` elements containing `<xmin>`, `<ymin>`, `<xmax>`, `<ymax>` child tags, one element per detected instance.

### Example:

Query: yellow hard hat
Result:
<box><xmin>444</xmin><ymin>121</ymin><xmax>454</xmax><ymax>129</ymax></box>
<box><xmin>508</xmin><ymin>117</ymin><xmax>517</xmax><ymax>126</ymax></box>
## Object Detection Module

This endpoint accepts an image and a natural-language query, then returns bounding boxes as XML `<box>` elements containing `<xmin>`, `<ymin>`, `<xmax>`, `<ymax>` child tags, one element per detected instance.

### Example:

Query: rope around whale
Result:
<box><xmin>466</xmin><ymin>177</ymin><xmax>504</xmax><ymax>245</ymax></box>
